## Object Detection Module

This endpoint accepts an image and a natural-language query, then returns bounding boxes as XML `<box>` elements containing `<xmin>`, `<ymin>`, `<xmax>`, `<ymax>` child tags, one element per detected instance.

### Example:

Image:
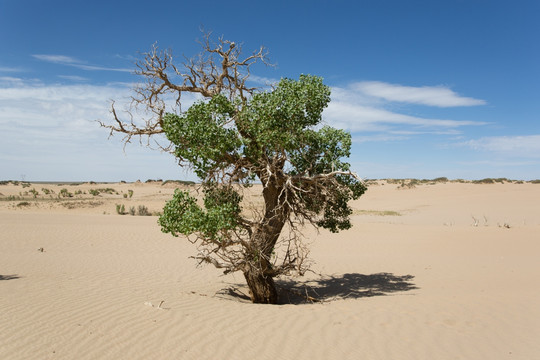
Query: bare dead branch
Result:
<box><xmin>98</xmin><ymin>31</ymin><xmax>272</xmax><ymax>148</ymax></box>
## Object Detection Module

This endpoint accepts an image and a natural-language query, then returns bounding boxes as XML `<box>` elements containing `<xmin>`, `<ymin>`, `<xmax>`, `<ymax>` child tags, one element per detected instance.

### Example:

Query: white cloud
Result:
<box><xmin>352</xmin><ymin>81</ymin><xmax>486</xmax><ymax>107</ymax></box>
<box><xmin>324</xmin><ymin>84</ymin><xmax>486</xmax><ymax>134</ymax></box>
<box><xmin>0</xmin><ymin>79</ymin><xmax>196</xmax><ymax>181</ymax></box>
<box><xmin>463</xmin><ymin>135</ymin><xmax>540</xmax><ymax>158</ymax></box>
<box><xmin>0</xmin><ymin>66</ymin><xmax>24</xmax><ymax>73</ymax></box>
<box><xmin>58</xmin><ymin>75</ymin><xmax>89</xmax><ymax>82</ymax></box>
<box><xmin>248</xmin><ymin>74</ymin><xmax>279</xmax><ymax>86</ymax></box>
<box><xmin>32</xmin><ymin>54</ymin><xmax>131</xmax><ymax>72</ymax></box>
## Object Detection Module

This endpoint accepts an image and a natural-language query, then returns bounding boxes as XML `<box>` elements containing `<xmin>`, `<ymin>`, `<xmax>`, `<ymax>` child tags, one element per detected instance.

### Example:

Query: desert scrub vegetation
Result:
<box><xmin>0</xmin><ymin>180</ymin><xmax>23</xmax><ymax>186</ymax></box>
<box><xmin>16</xmin><ymin>201</ymin><xmax>31</xmax><ymax>207</ymax></box>
<box><xmin>0</xmin><ymin>195</ymin><xmax>24</xmax><ymax>201</ymax></box>
<box><xmin>353</xmin><ymin>209</ymin><xmax>401</xmax><ymax>216</ymax></box>
<box><xmin>472</xmin><ymin>178</ymin><xmax>508</xmax><ymax>184</ymax></box>
<box><xmin>137</xmin><ymin>205</ymin><xmax>150</xmax><ymax>216</ymax></box>
<box><xmin>61</xmin><ymin>200</ymin><xmax>104</xmax><ymax>209</ymax></box>
<box><xmin>89</xmin><ymin>188</ymin><xmax>118</xmax><ymax>196</ymax></box>
<box><xmin>59</xmin><ymin>188</ymin><xmax>74</xmax><ymax>198</ymax></box>
<box><xmin>116</xmin><ymin>204</ymin><xmax>126</xmax><ymax>215</ymax></box>
<box><xmin>29</xmin><ymin>188</ymin><xmax>39</xmax><ymax>198</ymax></box>
<box><xmin>162</xmin><ymin>180</ymin><xmax>196</xmax><ymax>186</ymax></box>
<box><xmin>118</xmin><ymin>204</ymin><xmax>152</xmax><ymax>216</ymax></box>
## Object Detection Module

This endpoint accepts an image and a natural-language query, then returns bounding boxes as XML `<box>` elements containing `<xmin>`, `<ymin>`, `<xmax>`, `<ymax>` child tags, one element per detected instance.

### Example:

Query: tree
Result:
<box><xmin>100</xmin><ymin>33</ymin><xmax>366</xmax><ymax>304</ymax></box>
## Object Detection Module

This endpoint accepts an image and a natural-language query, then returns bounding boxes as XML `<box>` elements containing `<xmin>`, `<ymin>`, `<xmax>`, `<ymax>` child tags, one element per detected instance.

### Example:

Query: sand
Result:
<box><xmin>1</xmin><ymin>180</ymin><xmax>539</xmax><ymax>359</ymax></box>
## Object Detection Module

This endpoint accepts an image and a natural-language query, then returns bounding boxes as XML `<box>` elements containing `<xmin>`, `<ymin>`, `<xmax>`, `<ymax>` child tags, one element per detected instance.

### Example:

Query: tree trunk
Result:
<box><xmin>243</xmin><ymin>267</ymin><xmax>279</xmax><ymax>304</ymax></box>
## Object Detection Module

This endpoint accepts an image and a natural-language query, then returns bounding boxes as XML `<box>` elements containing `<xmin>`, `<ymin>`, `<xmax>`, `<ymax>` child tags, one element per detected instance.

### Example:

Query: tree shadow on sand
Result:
<box><xmin>0</xmin><ymin>274</ymin><xmax>20</xmax><ymax>281</ymax></box>
<box><xmin>218</xmin><ymin>273</ymin><xmax>417</xmax><ymax>304</ymax></box>
<box><xmin>277</xmin><ymin>273</ymin><xmax>418</xmax><ymax>304</ymax></box>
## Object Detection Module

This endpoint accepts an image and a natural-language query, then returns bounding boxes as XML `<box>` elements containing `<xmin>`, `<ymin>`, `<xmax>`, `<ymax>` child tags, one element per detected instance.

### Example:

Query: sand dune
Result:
<box><xmin>1</xmin><ymin>181</ymin><xmax>539</xmax><ymax>359</ymax></box>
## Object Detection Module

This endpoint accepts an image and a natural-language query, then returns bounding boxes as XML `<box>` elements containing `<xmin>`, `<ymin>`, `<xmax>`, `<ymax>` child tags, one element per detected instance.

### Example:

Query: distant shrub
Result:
<box><xmin>17</xmin><ymin>201</ymin><xmax>31</xmax><ymax>207</ymax></box>
<box><xmin>473</xmin><ymin>178</ymin><xmax>495</xmax><ymax>184</ymax></box>
<box><xmin>129</xmin><ymin>206</ymin><xmax>136</xmax><ymax>216</ymax></box>
<box><xmin>128</xmin><ymin>189</ymin><xmax>134</xmax><ymax>198</ymax></box>
<box><xmin>432</xmin><ymin>177</ymin><xmax>448</xmax><ymax>183</ymax></box>
<box><xmin>137</xmin><ymin>205</ymin><xmax>150</xmax><ymax>216</ymax></box>
<box><xmin>162</xmin><ymin>180</ymin><xmax>196</xmax><ymax>186</ymax></box>
<box><xmin>90</xmin><ymin>188</ymin><xmax>118</xmax><ymax>196</ymax></box>
<box><xmin>398</xmin><ymin>179</ymin><xmax>419</xmax><ymax>189</ymax></box>
<box><xmin>59</xmin><ymin>188</ymin><xmax>73</xmax><ymax>197</ymax></box>
<box><xmin>116</xmin><ymin>204</ymin><xmax>125</xmax><ymax>215</ymax></box>
<box><xmin>29</xmin><ymin>188</ymin><xmax>39</xmax><ymax>198</ymax></box>
<box><xmin>41</xmin><ymin>188</ymin><xmax>52</xmax><ymax>195</ymax></box>
<box><xmin>530</xmin><ymin>180</ymin><xmax>540</xmax><ymax>184</ymax></box>
<box><xmin>4</xmin><ymin>195</ymin><xmax>22</xmax><ymax>201</ymax></box>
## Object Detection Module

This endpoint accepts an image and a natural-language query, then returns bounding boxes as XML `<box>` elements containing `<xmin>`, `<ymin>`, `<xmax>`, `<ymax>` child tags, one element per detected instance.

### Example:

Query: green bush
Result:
<box><xmin>116</xmin><ymin>204</ymin><xmax>126</xmax><ymax>215</ymax></box>
<box><xmin>60</xmin><ymin>188</ymin><xmax>73</xmax><ymax>197</ymax></box>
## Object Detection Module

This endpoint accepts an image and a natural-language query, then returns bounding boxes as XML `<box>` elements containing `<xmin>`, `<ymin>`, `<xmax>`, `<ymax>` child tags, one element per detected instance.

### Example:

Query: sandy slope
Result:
<box><xmin>1</xmin><ymin>181</ymin><xmax>539</xmax><ymax>359</ymax></box>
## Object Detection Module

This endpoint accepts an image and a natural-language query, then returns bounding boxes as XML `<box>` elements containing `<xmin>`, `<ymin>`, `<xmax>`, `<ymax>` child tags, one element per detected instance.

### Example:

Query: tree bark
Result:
<box><xmin>243</xmin><ymin>266</ymin><xmax>279</xmax><ymax>304</ymax></box>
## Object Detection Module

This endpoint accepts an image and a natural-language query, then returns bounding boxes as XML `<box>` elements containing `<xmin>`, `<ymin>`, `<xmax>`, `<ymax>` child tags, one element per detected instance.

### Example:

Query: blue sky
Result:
<box><xmin>1</xmin><ymin>0</ymin><xmax>539</xmax><ymax>181</ymax></box>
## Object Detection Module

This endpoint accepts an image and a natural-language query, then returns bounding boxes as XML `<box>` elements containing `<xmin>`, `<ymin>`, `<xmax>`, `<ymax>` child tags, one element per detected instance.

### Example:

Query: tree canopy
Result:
<box><xmin>101</xmin><ymin>34</ymin><xmax>366</xmax><ymax>303</ymax></box>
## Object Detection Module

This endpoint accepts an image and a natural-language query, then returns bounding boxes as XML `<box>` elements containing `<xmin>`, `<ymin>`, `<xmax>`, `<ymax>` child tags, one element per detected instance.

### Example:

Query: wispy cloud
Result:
<box><xmin>325</xmin><ymin>83</ymin><xmax>486</xmax><ymax>134</ymax></box>
<box><xmin>0</xmin><ymin>66</ymin><xmax>24</xmax><ymax>73</ymax></box>
<box><xmin>352</xmin><ymin>81</ymin><xmax>486</xmax><ymax>107</ymax></box>
<box><xmin>58</xmin><ymin>75</ymin><xmax>89</xmax><ymax>82</ymax></box>
<box><xmin>462</xmin><ymin>135</ymin><xmax>540</xmax><ymax>158</ymax></box>
<box><xmin>32</xmin><ymin>54</ymin><xmax>131</xmax><ymax>72</ymax></box>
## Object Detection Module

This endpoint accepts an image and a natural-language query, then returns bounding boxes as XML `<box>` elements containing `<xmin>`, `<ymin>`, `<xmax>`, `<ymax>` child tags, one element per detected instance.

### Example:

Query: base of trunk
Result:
<box><xmin>243</xmin><ymin>269</ymin><xmax>278</xmax><ymax>304</ymax></box>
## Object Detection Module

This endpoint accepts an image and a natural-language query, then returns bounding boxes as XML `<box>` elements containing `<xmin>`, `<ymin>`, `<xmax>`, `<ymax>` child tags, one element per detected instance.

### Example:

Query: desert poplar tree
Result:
<box><xmin>100</xmin><ymin>33</ymin><xmax>366</xmax><ymax>303</ymax></box>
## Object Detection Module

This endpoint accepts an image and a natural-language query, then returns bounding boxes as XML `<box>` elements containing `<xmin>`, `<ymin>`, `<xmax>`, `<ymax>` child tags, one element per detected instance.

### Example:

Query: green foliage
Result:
<box><xmin>238</xmin><ymin>75</ymin><xmax>331</xmax><ymax>157</ymax></box>
<box><xmin>161</xmin><ymin>75</ymin><xmax>364</xmax><ymax>235</ymax></box>
<box><xmin>116</xmin><ymin>204</ymin><xmax>125</xmax><ymax>215</ymax></box>
<box><xmin>128</xmin><ymin>189</ymin><xmax>134</xmax><ymax>198</ymax></box>
<box><xmin>89</xmin><ymin>188</ymin><xmax>117</xmax><ymax>196</ymax></box>
<box><xmin>163</xmin><ymin>94</ymin><xmax>241</xmax><ymax>179</ymax></box>
<box><xmin>159</xmin><ymin>183</ymin><xmax>242</xmax><ymax>242</ymax></box>
<box><xmin>59</xmin><ymin>188</ymin><xmax>73</xmax><ymax>198</ymax></box>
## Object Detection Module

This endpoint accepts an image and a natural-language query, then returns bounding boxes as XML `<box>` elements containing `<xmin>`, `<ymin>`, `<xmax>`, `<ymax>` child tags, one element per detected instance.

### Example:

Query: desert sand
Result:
<box><xmin>1</xmin><ymin>180</ymin><xmax>539</xmax><ymax>359</ymax></box>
